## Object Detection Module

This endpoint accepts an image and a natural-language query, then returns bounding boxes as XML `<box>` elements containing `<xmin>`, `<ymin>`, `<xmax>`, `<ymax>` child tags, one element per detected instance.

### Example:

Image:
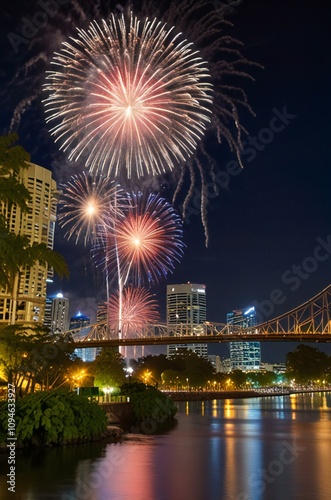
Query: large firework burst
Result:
<box><xmin>43</xmin><ymin>12</ymin><xmax>213</xmax><ymax>179</ymax></box>
<box><xmin>6</xmin><ymin>1</ymin><xmax>257</xmax><ymax>245</ymax></box>
<box><xmin>105</xmin><ymin>192</ymin><xmax>185</xmax><ymax>286</ymax></box>
<box><xmin>104</xmin><ymin>286</ymin><xmax>160</xmax><ymax>338</ymax></box>
<box><xmin>57</xmin><ymin>172</ymin><xmax>123</xmax><ymax>245</ymax></box>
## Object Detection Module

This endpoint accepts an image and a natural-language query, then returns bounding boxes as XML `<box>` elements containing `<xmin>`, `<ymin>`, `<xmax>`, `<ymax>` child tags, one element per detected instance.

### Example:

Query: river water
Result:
<box><xmin>1</xmin><ymin>392</ymin><xmax>331</xmax><ymax>500</ymax></box>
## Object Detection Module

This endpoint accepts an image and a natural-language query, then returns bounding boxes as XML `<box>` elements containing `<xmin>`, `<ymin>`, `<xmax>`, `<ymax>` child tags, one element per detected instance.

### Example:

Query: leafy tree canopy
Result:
<box><xmin>286</xmin><ymin>344</ymin><xmax>331</xmax><ymax>383</ymax></box>
<box><xmin>92</xmin><ymin>348</ymin><xmax>126</xmax><ymax>391</ymax></box>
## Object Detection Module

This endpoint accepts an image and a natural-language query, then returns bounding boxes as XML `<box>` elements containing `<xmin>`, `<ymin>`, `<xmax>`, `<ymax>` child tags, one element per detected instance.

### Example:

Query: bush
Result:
<box><xmin>0</xmin><ymin>390</ymin><xmax>107</xmax><ymax>447</ymax></box>
<box><xmin>121</xmin><ymin>383</ymin><xmax>177</xmax><ymax>424</ymax></box>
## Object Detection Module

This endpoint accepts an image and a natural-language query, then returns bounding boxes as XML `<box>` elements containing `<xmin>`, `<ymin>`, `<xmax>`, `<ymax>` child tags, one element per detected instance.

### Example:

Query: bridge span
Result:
<box><xmin>64</xmin><ymin>284</ymin><xmax>331</xmax><ymax>348</ymax></box>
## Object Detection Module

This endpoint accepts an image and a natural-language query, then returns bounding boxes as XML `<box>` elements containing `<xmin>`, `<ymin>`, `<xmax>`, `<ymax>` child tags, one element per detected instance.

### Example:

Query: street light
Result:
<box><xmin>186</xmin><ymin>378</ymin><xmax>189</xmax><ymax>392</ymax></box>
<box><xmin>126</xmin><ymin>366</ymin><xmax>133</xmax><ymax>383</ymax></box>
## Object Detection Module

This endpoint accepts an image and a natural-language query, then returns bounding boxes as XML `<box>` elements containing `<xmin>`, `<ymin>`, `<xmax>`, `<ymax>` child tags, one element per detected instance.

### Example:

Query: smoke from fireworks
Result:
<box><xmin>57</xmin><ymin>172</ymin><xmax>123</xmax><ymax>245</ymax></box>
<box><xmin>43</xmin><ymin>13</ymin><xmax>213</xmax><ymax>179</ymax></box>
<box><xmin>104</xmin><ymin>286</ymin><xmax>160</xmax><ymax>338</ymax></box>
<box><xmin>105</xmin><ymin>192</ymin><xmax>185</xmax><ymax>286</ymax></box>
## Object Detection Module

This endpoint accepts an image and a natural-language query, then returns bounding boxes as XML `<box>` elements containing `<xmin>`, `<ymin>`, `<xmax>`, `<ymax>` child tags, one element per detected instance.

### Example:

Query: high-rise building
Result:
<box><xmin>166</xmin><ymin>283</ymin><xmax>208</xmax><ymax>359</ymax></box>
<box><xmin>70</xmin><ymin>312</ymin><xmax>97</xmax><ymax>362</ymax></box>
<box><xmin>208</xmin><ymin>355</ymin><xmax>221</xmax><ymax>373</ymax></box>
<box><xmin>44</xmin><ymin>296</ymin><xmax>53</xmax><ymax>332</ymax></box>
<box><xmin>70</xmin><ymin>312</ymin><xmax>90</xmax><ymax>331</ymax></box>
<box><xmin>0</xmin><ymin>162</ymin><xmax>57</xmax><ymax>324</ymax></box>
<box><xmin>227</xmin><ymin>307</ymin><xmax>261</xmax><ymax>371</ymax></box>
<box><xmin>51</xmin><ymin>293</ymin><xmax>69</xmax><ymax>334</ymax></box>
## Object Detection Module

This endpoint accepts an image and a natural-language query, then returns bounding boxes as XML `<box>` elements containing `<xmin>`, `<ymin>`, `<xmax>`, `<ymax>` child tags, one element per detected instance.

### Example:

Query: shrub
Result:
<box><xmin>0</xmin><ymin>390</ymin><xmax>107</xmax><ymax>447</ymax></box>
<box><xmin>121</xmin><ymin>383</ymin><xmax>177</xmax><ymax>424</ymax></box>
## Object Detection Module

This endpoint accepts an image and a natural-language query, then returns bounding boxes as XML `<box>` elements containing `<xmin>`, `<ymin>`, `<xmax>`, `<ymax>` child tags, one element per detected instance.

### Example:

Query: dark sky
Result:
<box><xmin>1</xmin><ymin>0</ymin><xmax>331</xmax><ymax>362</ymax></box>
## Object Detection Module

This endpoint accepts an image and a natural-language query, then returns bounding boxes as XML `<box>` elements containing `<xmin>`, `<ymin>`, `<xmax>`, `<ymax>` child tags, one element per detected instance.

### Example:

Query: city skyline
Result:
<box><xmin>1</xmin><ymin>1</ymin><xmax>330</xmax><ymax>363</ymax></box>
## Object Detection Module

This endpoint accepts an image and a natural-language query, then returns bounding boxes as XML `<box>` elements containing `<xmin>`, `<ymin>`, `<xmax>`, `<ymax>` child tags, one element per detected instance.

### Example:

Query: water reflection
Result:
<box><xmin>2</xmin><ymin>392</ymin><xmax>331</xmax><ymax>500</ymax></box>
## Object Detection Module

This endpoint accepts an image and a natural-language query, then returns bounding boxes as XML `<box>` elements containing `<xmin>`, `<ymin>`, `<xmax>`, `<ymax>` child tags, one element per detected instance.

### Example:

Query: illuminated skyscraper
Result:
<box><xmin>0</xmin><ymin>163</ymin><xmax>57</xmax><ymax>324</ymax></box>
<box><xmin>166</xmin><ymin>283</ymin><xmax>208</xmax><ymax>359</ymax></box>
<box><xmin>51</xmin><ymin>293</ymin><xmax>69</xmax><ymax>334</ymax></box>
<box><xmin>227</xmin><ymin>307</ymin><xmax>261</xmax><ymax>371</ymax></box>
<box><xmin>71</xmin><ymin>312</ymin><xmax>97</xmax><ymax>362</ymax></box>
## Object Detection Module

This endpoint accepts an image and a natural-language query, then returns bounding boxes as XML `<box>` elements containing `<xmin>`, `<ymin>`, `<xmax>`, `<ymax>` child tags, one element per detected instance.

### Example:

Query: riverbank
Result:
<box><xmin>165</xmin><ymin>390</ymin><xmax>265</xmax><ymax>401</ymax></box>
<box><xmin>164</xmin><ymin>388</ymin><xmax>331</xmax><ymax>401</ymax></box>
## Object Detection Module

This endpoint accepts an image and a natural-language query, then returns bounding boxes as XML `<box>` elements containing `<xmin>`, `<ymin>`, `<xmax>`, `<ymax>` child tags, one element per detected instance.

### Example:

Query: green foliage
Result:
<box><xmin>120</xmin><ymin>381</ymin><xmax>147</xmax><ymax>396</ymax></box>
<box><xmin>0</xmin><ymin>324</ymin><xmax>78</xmax><ymax>394</ymax></box>
<box><xmin>120</xmin><ymin>382</ymin><xmax>177</xmax><ymax>423</ymax></box>
<box><xmin>131</xmin><ymin>388</ymin><xmax>177</xmax><ymax>422</ymax></box>
<box><xmin>0</xmin><ymin>391</ymin><xmax>107</xmax><ymax>447</ymax></box>
<box><xmin>247</xmin><ymin>371</ymin><xmax>278</xmax><ymax>387</ymax></box>
<box><xmin>228</xmin><ymin>369</ymin><xmax>247</xmax><ymax>388</ymax></box>
<box><xmin>136</xmin><ymin>354</ymin><xmax>173</xmax><ymax>382</ymax></box>
<box><xmin>163</xmin><ymin>349</ymin><xmax>215</xmax><ymax>388</ymax></box>
<box><xmin>93</xmin><ymin>348</ymin><xmax>126</xmax><ymax>390</ymax></box>
<box><xmin>286</xmin><ymin>344</ymin><xmax>331</xmax><ymax>384</ymax></box>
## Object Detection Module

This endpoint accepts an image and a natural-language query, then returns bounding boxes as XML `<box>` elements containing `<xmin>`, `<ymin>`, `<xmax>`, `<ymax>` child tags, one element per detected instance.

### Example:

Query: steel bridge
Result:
<box><xmin>65</xmin><ymin>284</ymin><xmax>331</xmax><ymax>348</ymax></box>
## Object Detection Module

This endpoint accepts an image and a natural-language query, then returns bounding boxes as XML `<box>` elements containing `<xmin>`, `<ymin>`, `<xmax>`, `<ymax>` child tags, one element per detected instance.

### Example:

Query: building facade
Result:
<box><xmin>166</xmin><ymin>283</ymin><xmax>208</xmax><ymax>359</ymax></box>
<box><xmin>0</xmin><ymin>162</ymin><xmax>57</xmax><ymax>324</ymax></box>
<box><xmin>50</xmin><ymin>293</ymin><xmax>69</xmax><ymax>334</ymax></box>
<box><xmin>71</xmin><ymin>312</ymin><xmax>97</xmax><ymax>362</ymax></box>
<box><xmin>208</xmin><ymin>354</ymin><xmax>221</xmax><ymax>373</ymax></box>
<box><xmin>227</xmin><ymin>307</ymin><xmax>261</xmax><ymax>371</ymax></box>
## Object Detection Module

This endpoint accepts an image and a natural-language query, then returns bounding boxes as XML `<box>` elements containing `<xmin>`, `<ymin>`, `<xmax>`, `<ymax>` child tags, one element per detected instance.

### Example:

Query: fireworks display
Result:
<box><xmin>106</xmin><ymin>192</ymin><xmax>185</xmax><ymax>286</ymax></box>
<box><xmin>43</xmin><ymin>13</ymin><xmax>213</xmax><ymax>179</ymax></box>
<box><xmin>57</xmin><ymin>172</ymin><xmax>123</xmax><ymax>245</ymax></box>
<box><xmin>105</xmin><ymin>286</ymin><xmax>160</xmax><ymax>338</ymax></box>
<box><xmin>5</xmin><ymin>0</ymin><xmax>256</xmax><ymax>246</ymax></box>
<box><xmin>2</xmin><ymin>1</ymin><xmax>258</xmax><ymax>349</ymax></box>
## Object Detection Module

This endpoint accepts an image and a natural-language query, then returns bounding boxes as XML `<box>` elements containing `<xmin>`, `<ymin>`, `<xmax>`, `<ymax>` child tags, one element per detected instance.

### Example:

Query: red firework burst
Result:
<box><xmin>106</xmin><ymin>191</ymin><xmax>185</xmax><ymax>285</ymax></box>
<box><xmin>106</xmin><ymin>287</ymin><xmax>160</xmax><ymax>338</ymax></box>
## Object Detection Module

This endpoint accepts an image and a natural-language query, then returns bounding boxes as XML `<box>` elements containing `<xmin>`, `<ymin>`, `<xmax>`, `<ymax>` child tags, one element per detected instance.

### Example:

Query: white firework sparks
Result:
<box><xmin>43</xmin><ymin>13</ymin><xmax>213</xmax><ymax>179</ymax></box>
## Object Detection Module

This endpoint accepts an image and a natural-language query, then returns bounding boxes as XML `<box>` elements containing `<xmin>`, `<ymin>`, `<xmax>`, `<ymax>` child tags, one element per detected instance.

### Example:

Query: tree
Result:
<box><xmin>167</xmin><ymin>349</ymin><xmax>215</xmax><ymax>388</ymax></box>
<box><xmin>135</xmin><ymin>354</ymin><xmax>173</xmax><ymax>384</ymax></box>
<box><xmin>0</xmin><ymin>134</ymin><xmax>69</xmax><ymax>322</ymax></box>
<box><xmin>92</xmin><ymin>348</ymin><xmax>126</xmax><ymax>391</ymax></box>
<box><xmin>246</xmin><ymin>371</ymin><xmax>278</xmax><ymax>388</ymax></box>
<box><xmin>286</xmin><ymin>344</ymin><xmax>331</xmax><ymax>384</ymax></box>
<box><xmin>228</xmin><ymin>370</ymin><xmax>247</xmax><ymax>388</ymax></box>
<box><xmin>0</xmin><ymin>324</ymin><xmax>78</xmax><ymax>396</ymax></box>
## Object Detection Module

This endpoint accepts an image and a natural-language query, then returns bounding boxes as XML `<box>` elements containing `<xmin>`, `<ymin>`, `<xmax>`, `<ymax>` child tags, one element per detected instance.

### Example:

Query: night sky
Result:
<box><xmin>1</xmin><ymin>0</ymin><xmax>331</xmax><ymax>362</ymax></box>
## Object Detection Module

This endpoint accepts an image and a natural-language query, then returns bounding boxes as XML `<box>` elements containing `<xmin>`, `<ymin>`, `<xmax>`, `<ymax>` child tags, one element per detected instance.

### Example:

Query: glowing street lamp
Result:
<box><xmin>126</xmin><ymin>366</ymin><xmax>133</xmax><ymax>383</ymax></box>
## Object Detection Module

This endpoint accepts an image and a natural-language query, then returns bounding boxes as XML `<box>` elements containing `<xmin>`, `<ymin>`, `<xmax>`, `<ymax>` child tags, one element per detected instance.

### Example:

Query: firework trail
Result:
<box><xmin>105</xmin><ymin>192</ymin><xmax>185</xmax><ymax>287</ymax></box>
<box><xmin>57</xmin><ymin>172</ymin><xmax>124</xmax><ymax>245</ymax></box>
<box><xmin>43</xmin><ymin>13</ymin><xmax>213</xmax><ymax>179</ymax></box>
<box><xmin>103</xmin><ymin>286</ymin><xmax>160</xmax><ymax>338</ymax></box>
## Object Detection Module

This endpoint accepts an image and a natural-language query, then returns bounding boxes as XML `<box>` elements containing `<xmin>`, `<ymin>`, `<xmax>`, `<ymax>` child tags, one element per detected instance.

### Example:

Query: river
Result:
<box><xmin>1</xmin><ymin>392</ymin><xmax>331</xmax><ymax>500</ymax></box>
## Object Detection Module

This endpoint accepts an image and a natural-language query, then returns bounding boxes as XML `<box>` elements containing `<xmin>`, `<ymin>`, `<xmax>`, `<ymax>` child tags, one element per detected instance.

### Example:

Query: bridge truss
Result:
<box><xmin>65</xmin><ymin>284</ymin><xmax>331</xmax><ymax>348</ymax></box>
